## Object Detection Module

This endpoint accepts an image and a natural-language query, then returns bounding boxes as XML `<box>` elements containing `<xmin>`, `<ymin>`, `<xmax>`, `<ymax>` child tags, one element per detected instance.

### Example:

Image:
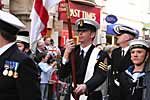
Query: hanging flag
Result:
<box><xmin>30</xmin><ymin>0</ymin><xmax>61</xmax><ymax>53</ymax></box>
<box><xmin>0</xmin><ymin>0</ymin><xmax>4</xmax><ymax>10</ymax></box>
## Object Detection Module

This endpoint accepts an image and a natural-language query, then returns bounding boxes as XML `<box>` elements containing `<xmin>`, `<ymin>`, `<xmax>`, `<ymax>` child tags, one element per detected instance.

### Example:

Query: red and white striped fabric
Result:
<box><xmin>30</xmin><ymin>0</ymin><xmax>61</xmax><ymax>53</ymax></box>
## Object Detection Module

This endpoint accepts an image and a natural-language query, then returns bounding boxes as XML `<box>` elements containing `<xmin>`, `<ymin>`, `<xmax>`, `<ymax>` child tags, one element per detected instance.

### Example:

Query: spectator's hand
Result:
<box><xmin>51</xmin><ymin>61</ymin><xmax>57</xmax><ymax>67</ymax></box>
<box><xmin>74</xmin><ymin>84</ymin><xmax>87</xmax><ymax>95</ymax></box>
<box><xmin>48</xmin><ymin>80</ymin><xmax>56</xmax><ymax>84</ymax></box>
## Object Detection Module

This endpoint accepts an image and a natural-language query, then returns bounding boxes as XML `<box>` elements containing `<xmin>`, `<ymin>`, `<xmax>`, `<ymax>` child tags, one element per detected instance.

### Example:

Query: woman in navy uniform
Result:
<box><xmin>119</xmin><ymin>39</ymin><xmax>150</xmax><ymax>100</ymax></box>
<box><xmin>0</xmin><ymin>10</ymin><xmax>41</xmax><ymax>100</ymax></box>
<box><xmin>59</xmin><ymin>18</ymin><xmax>109</xmax><ymax>100</ymax></box>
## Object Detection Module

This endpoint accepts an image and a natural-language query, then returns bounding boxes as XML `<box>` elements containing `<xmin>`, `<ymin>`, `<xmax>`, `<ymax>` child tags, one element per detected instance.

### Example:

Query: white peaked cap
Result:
<box><xmin>113</xmin><ymin>24</ymin><xmax>137</xmax><ymax>37</ymax></box>
<box><xmin>75</xmin><ymin>18</ymin><xmax>100</xmax><ymax>29</ymax></box>
<box><xmin>17</xmin><ymin>36</ymin><xmax>30</xmax><ymax>43</ymax></box>
<box><xmin>0</xmin><ymin>10</ymin><xmax>25</xmax><ymax>35</ymax></box>
<box><xmin>17</xmin><ymin>31</ymin><xmax>30</xmax><ymax>44</ymax></box>
<box><xmin>129</xmin><ymin>39</ymin><xmax>150</xmax><ymax>49</ymax></box>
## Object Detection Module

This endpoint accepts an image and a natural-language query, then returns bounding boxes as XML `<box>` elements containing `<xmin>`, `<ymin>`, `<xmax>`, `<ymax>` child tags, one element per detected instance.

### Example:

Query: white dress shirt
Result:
<box><xmin>62</xmin><ymin>44</ymin><xmax>92</xmax><ymax>64</ymax></box>
<box><xmin>0</xmin><ymin>42</ymin><xmax>15</xmax><ymax>55</ymax></box>
<box><xmin>122</xmin><ymin>46</ymin><xmax>129</xmax><ymax>56</ymax></box>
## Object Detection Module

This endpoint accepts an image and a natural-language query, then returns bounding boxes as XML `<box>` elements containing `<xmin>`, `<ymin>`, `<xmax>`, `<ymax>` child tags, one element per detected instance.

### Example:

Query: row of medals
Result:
<box><xmin>3</xmin><ymin>64</ymin><xmax>18</xmax><ymax>78</ymax></box>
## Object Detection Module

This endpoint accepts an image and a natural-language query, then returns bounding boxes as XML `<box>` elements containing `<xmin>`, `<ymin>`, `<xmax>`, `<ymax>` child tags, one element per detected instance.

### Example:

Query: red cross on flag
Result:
<box><xmin>30</xmin><ymin>0</ymin><xmax>61</xmax><ymax>53</ymax></box>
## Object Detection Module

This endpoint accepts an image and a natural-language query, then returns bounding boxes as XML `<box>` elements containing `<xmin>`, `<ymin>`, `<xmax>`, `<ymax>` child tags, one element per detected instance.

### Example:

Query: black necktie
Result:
<box><xmin>122</xmin><ymin>50</ymin><xmax>125</xmax><ymax>56</ymax></box>
<box><xmin>80</xmin><ymin>50</ymin><xmax>84</xmax><ymax>59</ymax></box>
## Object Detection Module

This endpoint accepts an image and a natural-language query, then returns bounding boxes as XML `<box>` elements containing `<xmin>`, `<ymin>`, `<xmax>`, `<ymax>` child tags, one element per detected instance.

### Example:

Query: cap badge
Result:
<box><xmin>79</xmin><ymin>20</ymin><xmax>84</xmax><ymax>27</ymax></box>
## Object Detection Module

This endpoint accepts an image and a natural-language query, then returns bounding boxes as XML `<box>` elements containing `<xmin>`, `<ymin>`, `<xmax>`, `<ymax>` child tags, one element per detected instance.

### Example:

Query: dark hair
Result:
<box><xmin>50</xmin><ymin>39</ymin><xmax>54</xmax><ymax>44</ymax></box>
<box><xmin>17</xmin><ymin>41</ymin><xmax>29</xmax><ymax>49</ymax></box>
<box><xmin>0</xmin><ymin>29</ymin><xmax>16</xmax><ymax>42</ymax></box>
<box><xmin>47</xmin><ymin>54</ymin><xmax>55</xmax><ymax>64</ymax></box>
<box><xmin>34</xmin><ymin>52</ymin><xmax>47</xmax><ymax>63</ymax></box>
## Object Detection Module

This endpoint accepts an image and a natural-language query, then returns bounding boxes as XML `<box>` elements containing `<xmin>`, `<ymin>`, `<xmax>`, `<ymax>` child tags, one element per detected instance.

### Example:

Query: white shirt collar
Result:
<box><xmin>0</xmin><ymin>42</ymin><xmax>15</xmax><ymax>55</ymax></box>
<box><xmin>80</xmin><ymin>44</ymin><xmax>92</xmax><ymax>56</ymax></box>
<box><xmin>122</xmin><ymin>46</ymin><xmax>130</xmax><ymax>56</ymax></box>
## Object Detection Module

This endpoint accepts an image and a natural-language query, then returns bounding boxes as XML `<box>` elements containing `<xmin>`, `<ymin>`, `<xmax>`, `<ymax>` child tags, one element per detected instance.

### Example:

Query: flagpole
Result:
<box><xmin>65</xmin><ymin>0</ymin><xmax>79</xmax><ymax>100</ymax></box>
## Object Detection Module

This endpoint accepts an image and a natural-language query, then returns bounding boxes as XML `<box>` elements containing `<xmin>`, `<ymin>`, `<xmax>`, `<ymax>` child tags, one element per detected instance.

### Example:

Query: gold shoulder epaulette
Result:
<box><xmin>98</xmin><ymin>62</ymin><xmax>108</xmax><ymax>71</ymax></box>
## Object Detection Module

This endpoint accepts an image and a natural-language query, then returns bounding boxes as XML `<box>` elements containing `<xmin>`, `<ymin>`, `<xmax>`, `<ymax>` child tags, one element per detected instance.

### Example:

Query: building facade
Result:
<box><xmin>1</xmin><ymin>0</ymin><xmax>150</xmax><ymax>46</ymax></box>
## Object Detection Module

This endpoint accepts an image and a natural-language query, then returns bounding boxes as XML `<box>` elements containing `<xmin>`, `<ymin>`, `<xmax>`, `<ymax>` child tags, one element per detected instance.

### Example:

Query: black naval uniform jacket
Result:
<box><xmin>111</xmin><ymin>47</ymin><xmax>133</xmax><ymax>73</ymax></box>
<box><xmin>142</xmin><ymin>72</ymin><xmax>150</xmax><ymax>100</ymax></box>
<box><xmin>108</xmin><ymin>47</ymin><xmax>133</xmax><ymax>100</ymax></box>
<box><xmin>59</xmin><ymin>44</ymin><xmax>108</xmax><ymax>96</ymax></box>
<box><xmin>0</xmin><ymin>44</ymin><xmax>41</xmax><ymax>100</ymax></box>
<box><xmin>119</xmin><ymin>66</ymin><xmax>147</xmax><ymax>100</ymax></box>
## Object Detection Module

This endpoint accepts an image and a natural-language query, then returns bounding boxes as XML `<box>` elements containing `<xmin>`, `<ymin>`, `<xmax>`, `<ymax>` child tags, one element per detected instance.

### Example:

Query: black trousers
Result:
<box><xmin>48</xmin><ymin>84</ymin><xmax>54</xmax><ymax>100</ymax></box>
<box><xmin>108</xmin><ymin>78</ymin><xmax>121</xmax><ymax>100</ymax></box>
<box><xmin>87</xmin><ymin>91</ymin><xmax>102</xmax><ymax>100</ymax></box>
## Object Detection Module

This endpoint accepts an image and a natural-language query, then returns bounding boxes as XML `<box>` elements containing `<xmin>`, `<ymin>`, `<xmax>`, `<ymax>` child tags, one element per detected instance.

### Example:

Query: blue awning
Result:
<box><xmin>106</xmin><ymin>24</ymin><xmax>116</xmax><ymax>35</ymax></box>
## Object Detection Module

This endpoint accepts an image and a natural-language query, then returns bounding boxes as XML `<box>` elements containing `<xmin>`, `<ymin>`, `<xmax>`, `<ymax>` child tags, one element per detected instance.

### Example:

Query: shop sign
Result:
<box><xmin>58</xmin><ymin>1</ymin><xmax>100</xmax><ymax>24</ymax></box>
<box><xmin>105</xmin><ymin>15</ymin><xmax>118</xmax><ymax>24</ymax></box>
<box><xmin>106</xmin><ymin>24</ymin><xmax>116</xmax><ymax>35</ymax></box>
<box><xmin>60</xmin><ymin>30</ymin><xmax>75</xmax><ymax>46</ymax></box>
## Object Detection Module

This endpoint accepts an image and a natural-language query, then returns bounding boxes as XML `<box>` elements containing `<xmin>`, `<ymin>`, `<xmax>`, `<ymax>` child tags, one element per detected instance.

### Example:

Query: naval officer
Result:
<box><xmin>108</xmin><ymin>25</ymin><xmax>138</xmax><ymax>100</ymax></box>
<box><xmin>119</xmin><ymin>39</ymin><xmax>150</xmax><ymax>100</ymax></box>
<box><xmin>59</xmin><ymin>18</ymin><xmax>109</xmax><ymax>100</ymax></box>
<box><xmin>0</xmin><ymin>10</ymin><xmax>41</xmax><ymax>100</ymax></box>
